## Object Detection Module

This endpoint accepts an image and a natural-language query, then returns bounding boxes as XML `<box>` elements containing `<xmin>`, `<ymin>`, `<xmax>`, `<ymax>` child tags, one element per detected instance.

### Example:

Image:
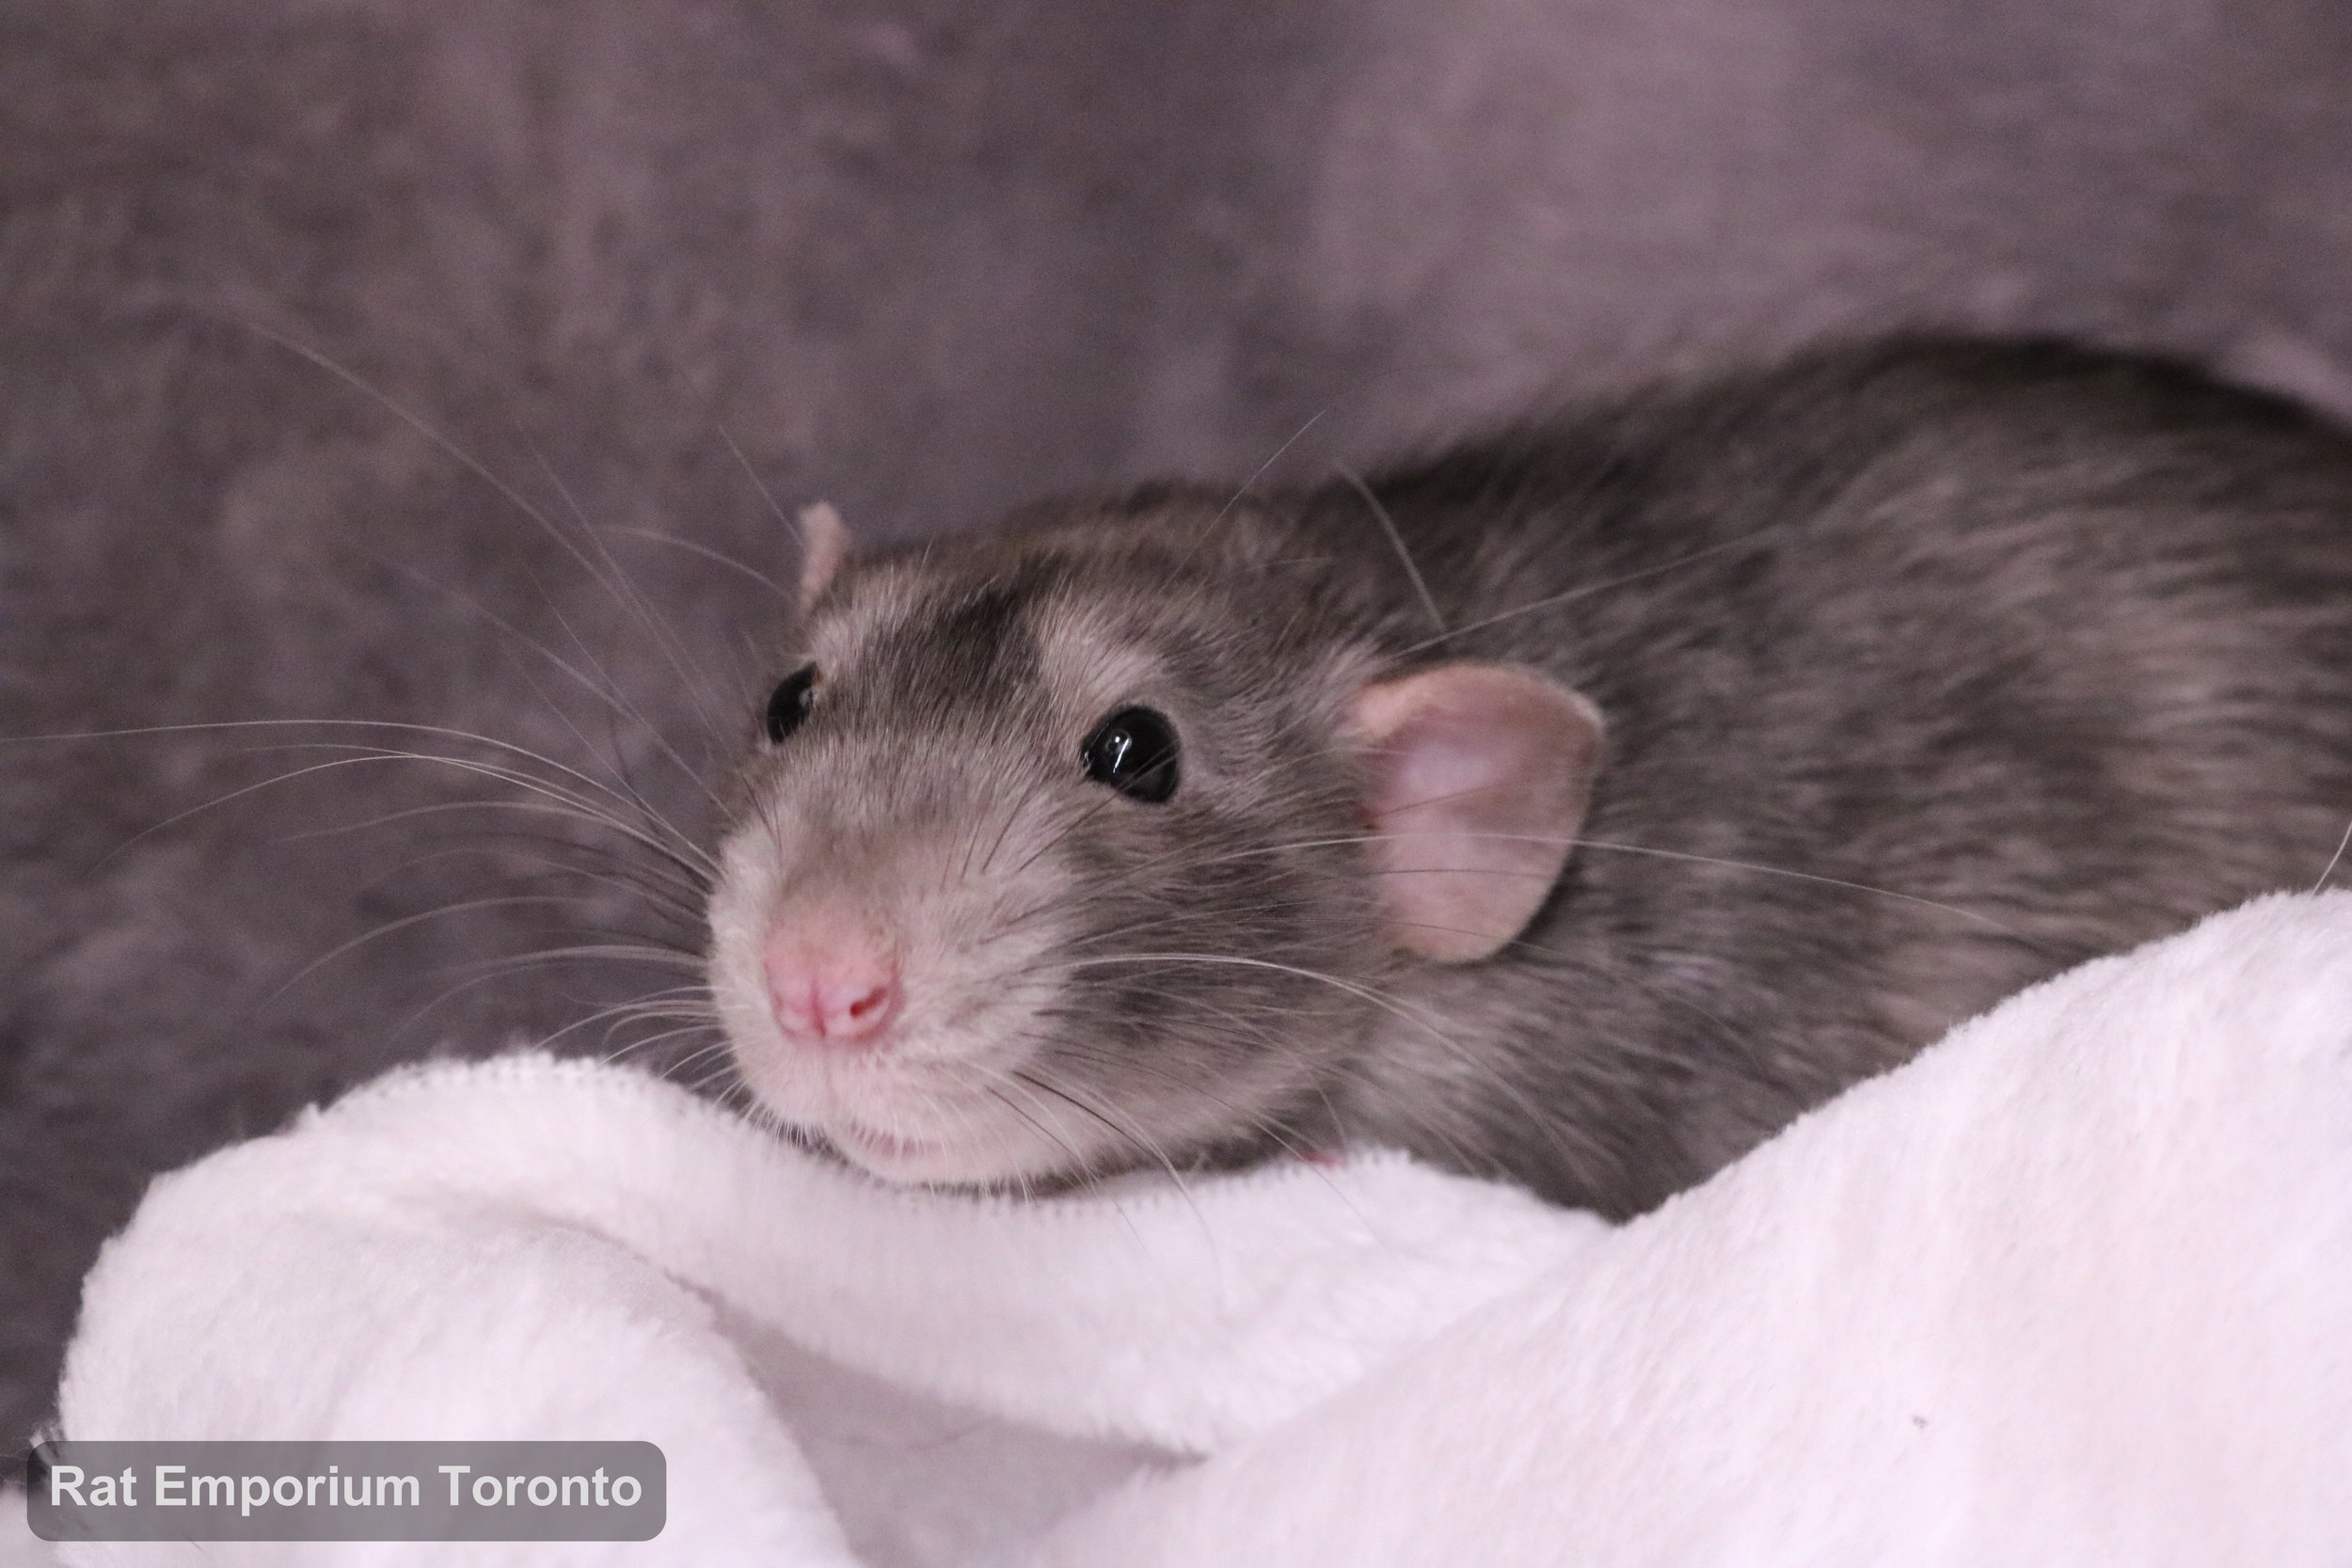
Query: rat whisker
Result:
<box><xmin>1033</xmin><ymin>817</ymin><xmax>2039</xmax><ymax>946</ymax></box>
<box><xmin>1394</xmin><ymin>531</ymin><xmax>1770</xmax><ymax>658</ymax></box>
<box><xmin>260</xmin><ymin>894</ymin><xmax>614</xmax><ymax>1009</ymax></box>
<box><xmin>993</xmin><ymin>1068</ymin><xmax>1218</xmax><ymax>1247</ymax></box>
<box><xmin>606</xmin><ymin>525</ymin><xmax>792</xmax><ymax>605</ymax></box>
<box><xmin>1336</xmin><ymin>463</ymin><xmax>1443</xmax><ymax>633</ymax></box>
<box><xmin>372</xmin><ymin>555</ymin><xmax>723</xmax><ymax>812</ymax></box>
<box><xmin>713</xmin><ymin>422</ymin><xmax>809</xmax><ymax>560</ymax></box>
<box><xmin>453</xmin><ymin>944</ymin><xmax>710</xmax><ymax>979</ymax></box>
<box><xmin>320</xmin><ymin>829</ymin><xmax>710</xmax><ymax>928</ymax></box>
<box><xmin>1173</xmin><ymin>407</ymin><xmax>1329</xmax><ymax>572</ymax></box>
<box><xmin>58</xmin><ymin>721</ymin><xmax>717</xmax><ymax>882</ymax></box>
<box><xmin>2312</xmin><ymin>814</ymin><xmax>2352</xmax><ymax>894</ymax></box>
<box><xmin>521</xmin><ymin>434</ymin><xmax>737</xmax><ymax>752</ymax></box>
<box><xmin>530</xmin><ymin>584</ymin><xmax>728</xmax><ymax>820</ymax></box>
<box><xmin>263</xmin><ymin>743</ymin><xmax>715</xmax><ymax>881</ymax></box>
<box><xmin>1063</xmin><ymin>950</ymin><xmax>1599</xmax><ymax>1180</ymax></box>
<box><xmin>246</xmin><ymin>321</ymin><xmax>737</xmax><ymax>759</ymax></box>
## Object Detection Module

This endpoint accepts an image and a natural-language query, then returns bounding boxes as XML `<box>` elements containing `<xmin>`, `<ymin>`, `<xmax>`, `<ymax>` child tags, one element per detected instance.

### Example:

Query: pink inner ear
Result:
<box><xmin>1352</xmin><ymin>664</ymin><xmax>1604</xmax><ymax>962</ymax></box>
<box><xmin>798</xmin><ymin>500</ymin><xmax>850</xmax><ymax>609</ymax></box>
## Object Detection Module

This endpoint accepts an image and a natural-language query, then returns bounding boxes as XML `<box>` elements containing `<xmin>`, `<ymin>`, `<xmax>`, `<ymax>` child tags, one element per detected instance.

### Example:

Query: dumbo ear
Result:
<box><xmin>798</xmin><ymin>500</ymin><xmax>850</xmax><ymax>610</ymax></box>
<box><xmin>1349</xmin><ymin>663</ymin><xmax>1604</xmax><ymax>962</ymax></box>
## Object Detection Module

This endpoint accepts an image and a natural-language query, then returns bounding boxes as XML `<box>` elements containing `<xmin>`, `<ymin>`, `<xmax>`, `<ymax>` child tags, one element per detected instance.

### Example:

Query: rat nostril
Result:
<box><xmin>820</xmin><ymin>971</ymin><xmax>899</xmax><ymax>1040</ymax></box>
<box><xmin>761</xmin><ymin>916</ymin><xmax>902</xmax><ymax>1049</ymax></box>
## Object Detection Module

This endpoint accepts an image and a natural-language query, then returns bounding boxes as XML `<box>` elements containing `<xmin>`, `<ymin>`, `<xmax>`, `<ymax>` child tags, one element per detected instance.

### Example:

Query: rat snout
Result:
<box><xmin>761</xmin><ymin>910</ymin><xmax>903</xmax><ymax>1050</ymax></box>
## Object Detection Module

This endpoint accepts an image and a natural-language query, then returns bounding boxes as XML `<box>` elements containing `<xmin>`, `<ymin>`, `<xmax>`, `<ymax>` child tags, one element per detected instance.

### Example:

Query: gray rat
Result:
<box><xmin>705</xmin><ymin>337</ymin><xmax>2352</xmax><ymax>1218</ymax></box>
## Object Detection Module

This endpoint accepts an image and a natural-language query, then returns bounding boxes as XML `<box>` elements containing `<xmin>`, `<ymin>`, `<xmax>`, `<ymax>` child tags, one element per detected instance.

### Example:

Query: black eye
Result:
<box><xmin>764</xmin><ymin>665</ymin><xmax>818</xmax><ymax>743</ymax></box>
<box><xmin>1081</xmin><ymin>706</ymin><xmax>1180</xmax><ymax>802</ymax></box>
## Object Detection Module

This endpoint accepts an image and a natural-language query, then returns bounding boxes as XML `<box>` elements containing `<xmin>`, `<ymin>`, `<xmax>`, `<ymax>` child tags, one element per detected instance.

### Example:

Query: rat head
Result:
<box><xmin>705</xmin><ymin>496</ymin><xmax>1603</xmax><ymax>1187</ymax></box>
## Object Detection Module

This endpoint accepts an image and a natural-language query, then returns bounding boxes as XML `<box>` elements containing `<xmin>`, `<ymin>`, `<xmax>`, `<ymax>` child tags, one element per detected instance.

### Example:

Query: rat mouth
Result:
<box><xmin>828</xmin><ymin>1118</ymin><xmax>943</xmax><ymax>1165</ymax></box>
<box><xmin>814</xmin><ymin>1096</ymin><xmax>1089</xmax><ymax>1188</ymax></box>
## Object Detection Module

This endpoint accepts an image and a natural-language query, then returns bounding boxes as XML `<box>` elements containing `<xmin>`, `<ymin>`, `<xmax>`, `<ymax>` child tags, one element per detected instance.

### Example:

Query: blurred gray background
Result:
<box><xmin>6</xmin><ymin>0</ymin><xmax>2351</xmax><ymax>1455</ymax></box>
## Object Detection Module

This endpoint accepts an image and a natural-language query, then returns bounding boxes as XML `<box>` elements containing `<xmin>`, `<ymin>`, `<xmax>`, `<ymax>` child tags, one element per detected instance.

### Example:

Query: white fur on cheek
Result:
<box><xmin>705</xmin><ymin>823</ymin><xmax>797</xmax><ymax>1093</ymax></box>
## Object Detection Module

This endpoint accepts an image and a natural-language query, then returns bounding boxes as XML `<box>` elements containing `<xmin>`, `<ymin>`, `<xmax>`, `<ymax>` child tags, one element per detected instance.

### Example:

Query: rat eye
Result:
<box><xmin>764</xmin><ymin>665</ymin><xmax>818</xmax><ymax>743</ymax></box>
<box><xmin>1081</xmin><ymin>706</ymin><xmax>1180</xmax><ymax>802</ymax></box>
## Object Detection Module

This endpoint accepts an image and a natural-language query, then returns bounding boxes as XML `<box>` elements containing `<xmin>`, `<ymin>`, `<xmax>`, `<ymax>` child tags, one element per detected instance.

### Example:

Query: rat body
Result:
<box><xmin>706</xmin><ymin>337</ymin><xmax>2352</xmax><ymax>1218</ymax></box>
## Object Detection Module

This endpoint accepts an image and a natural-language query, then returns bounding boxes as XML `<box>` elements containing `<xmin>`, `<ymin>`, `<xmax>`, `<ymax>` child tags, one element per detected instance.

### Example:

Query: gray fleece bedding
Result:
<box><xmin>5</xmin><ymin>0</ymin><xmax>2351</xmax><ymax>1455</ymax></box>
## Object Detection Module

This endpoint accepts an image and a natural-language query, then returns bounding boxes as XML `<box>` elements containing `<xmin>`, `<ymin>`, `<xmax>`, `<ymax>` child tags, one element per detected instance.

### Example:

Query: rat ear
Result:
<box><xmin>1349</xmin><ymin>663</ymin><xmax>1604</xmax><ymax>962</ymax></box>
<box><xmin>798</xmin><ymin>500</ymin><xmax>850</xmax><ymax>610</ymax></box>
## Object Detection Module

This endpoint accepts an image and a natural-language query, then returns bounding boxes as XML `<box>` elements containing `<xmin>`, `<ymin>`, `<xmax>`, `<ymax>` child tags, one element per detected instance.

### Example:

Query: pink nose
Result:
<box><xmin>762</xmin><ymin>916</ymin><xmax>902</xmax><ymax>1049</ymax></box>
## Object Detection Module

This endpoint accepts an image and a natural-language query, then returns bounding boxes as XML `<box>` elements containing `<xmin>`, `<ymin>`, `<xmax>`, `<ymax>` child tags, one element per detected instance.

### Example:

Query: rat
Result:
<box><xmin>702</xmin><ymin>336</ymin><xmax>2352</xmax><ymax>1219</ymax></box>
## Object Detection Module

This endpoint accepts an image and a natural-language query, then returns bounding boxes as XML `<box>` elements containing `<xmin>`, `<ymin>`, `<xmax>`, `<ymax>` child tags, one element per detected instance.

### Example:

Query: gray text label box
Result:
<box><xmin>29</xmin><ymin>1441</ymin><xmax>664</xmax><ymax>1541</ymax></box>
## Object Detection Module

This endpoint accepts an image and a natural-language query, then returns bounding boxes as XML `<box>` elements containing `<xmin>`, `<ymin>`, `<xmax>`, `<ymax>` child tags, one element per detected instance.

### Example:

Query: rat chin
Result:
<box><xmin>770</xmin><ymin>1086</ymin><xmax>1110</xmax><ymax>1189</ymax></box>
<box><xmin>817</xmin><ymin>1120</ymin><xmax>1082</xmax><ymax>1188</ymax></box>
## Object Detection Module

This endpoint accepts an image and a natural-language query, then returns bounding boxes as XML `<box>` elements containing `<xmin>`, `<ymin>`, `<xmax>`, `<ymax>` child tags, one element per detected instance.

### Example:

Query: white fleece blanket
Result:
<box><xmin>29</xmin><ymin>892</ymin><xmax>2352</xmax><ymax>1565</ymax></box>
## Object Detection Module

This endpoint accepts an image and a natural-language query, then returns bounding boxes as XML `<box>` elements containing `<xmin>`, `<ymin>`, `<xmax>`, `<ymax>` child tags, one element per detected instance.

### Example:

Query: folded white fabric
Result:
<box><xmin>49</xmin><ymin>892</ymin><xmax>2352</xmax><ymax>1565</ymax></box>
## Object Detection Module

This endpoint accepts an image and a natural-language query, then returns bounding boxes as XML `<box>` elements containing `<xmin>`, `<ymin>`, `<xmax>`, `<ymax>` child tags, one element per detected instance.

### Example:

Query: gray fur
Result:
<box><xmin>720</xmin><ymin>338</ymin><xmax>2352</xmax><ymax>1216</ymax></box>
